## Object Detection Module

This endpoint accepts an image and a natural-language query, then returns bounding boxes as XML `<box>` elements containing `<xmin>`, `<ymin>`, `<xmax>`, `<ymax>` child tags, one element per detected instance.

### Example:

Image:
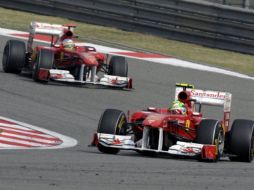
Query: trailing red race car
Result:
<box><xmin>92</xmin><ymin>83</ymin><xmax>254</xmax><ymax>162</ymax></box>
<box><xmin>2</xmin><ymin>22</ymin><xmax>132</xmax><ymax>88</ymax></box>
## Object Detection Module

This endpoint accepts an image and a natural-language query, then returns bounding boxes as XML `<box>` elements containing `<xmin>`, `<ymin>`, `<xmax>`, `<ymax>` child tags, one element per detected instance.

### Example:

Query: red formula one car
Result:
<box><xmin>2</xmin><ymin>22</ymin><xmax>132</xmax><ymax>88</ymax></box>
<box><xmin>92</xmin><ymin>83</ymin><xmax>254</xmax><ymax>162</ymax></box>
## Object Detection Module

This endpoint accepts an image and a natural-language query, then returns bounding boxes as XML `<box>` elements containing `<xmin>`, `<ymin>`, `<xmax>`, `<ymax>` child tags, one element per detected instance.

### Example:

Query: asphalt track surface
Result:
<box><xmin>0</xmin><ymin>35</ymin><xmax>254</xmax><ymax>190</ymax></box>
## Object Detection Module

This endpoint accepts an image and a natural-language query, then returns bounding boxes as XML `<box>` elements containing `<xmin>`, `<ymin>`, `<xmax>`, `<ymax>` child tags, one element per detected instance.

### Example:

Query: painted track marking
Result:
<box><xmin>0</xmin><ymin>116</ymin><xmax>77</xmax><ymax>149</ymax></box>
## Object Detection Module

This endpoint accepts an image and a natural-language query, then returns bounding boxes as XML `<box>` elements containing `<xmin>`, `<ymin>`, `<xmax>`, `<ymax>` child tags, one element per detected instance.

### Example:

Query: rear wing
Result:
<box><xmin>27</xmin><ymin>21</ymin><xmax>76</xmax><ymax>53</ymax></box>
<box><xmin>175</xmin><ymin>83</ymin><xmax>232</xmax><ymax>131</ymax></box>
<box><xmin>175</xmin><ymin>87</ymin><xmax>232</xmax><ymax>111</ymax></box>
<box><xmin>29</xmin><ymin>21</ymin><xmax>67</xmax><ymax>36</ymax></box>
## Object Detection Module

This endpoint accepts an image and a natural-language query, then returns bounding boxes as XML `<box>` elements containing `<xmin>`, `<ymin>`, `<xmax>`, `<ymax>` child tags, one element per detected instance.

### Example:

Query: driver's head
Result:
<box><xmin>169</xmin><ymin>100</ymin><xmax>186</xmax><ymax>114</ymax></box>
<box><xmin>62</xmin><ymin>38</ymin><xmax>75</xmax><ymax>50</ymax></box>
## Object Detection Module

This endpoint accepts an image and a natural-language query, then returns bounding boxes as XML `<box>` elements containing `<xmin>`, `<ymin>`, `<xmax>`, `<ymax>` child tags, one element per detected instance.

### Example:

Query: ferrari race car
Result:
<box><xmin>92</xmin><ymin>83</ymin><xmax>254</xmax><ymax>162</ymax></box>
<box><xmin>2</xmin><ymin>22</ymin><xmax>132</xmax><ymax>88</ymax></box>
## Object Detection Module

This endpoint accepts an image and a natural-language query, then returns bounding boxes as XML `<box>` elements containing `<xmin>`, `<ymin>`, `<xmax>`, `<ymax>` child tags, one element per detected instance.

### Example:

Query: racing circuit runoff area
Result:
<box><xmin>0</xmin><ymin>27</ymin><xmax>254</xmax><ymax>190</ymax></box>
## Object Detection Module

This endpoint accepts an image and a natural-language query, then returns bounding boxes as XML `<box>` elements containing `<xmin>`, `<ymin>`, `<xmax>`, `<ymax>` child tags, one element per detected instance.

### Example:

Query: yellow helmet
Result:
<box><xmin>170</xmin><ymin>100</ymin><xmax>186</xmax><ymax>114</ymax></box>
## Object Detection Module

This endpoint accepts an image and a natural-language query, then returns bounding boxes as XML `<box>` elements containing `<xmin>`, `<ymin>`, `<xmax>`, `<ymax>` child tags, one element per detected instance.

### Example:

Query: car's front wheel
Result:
<box><xmin>108</xmin><ymin>56</ymin><xmax>128</xmax><ymax>77</ymax></box>
<box><xmin>196</xmin><ymin>119</ymin><xmax>225</xmax><ymax>161</ymax></box>
<box><xmin>97</xmin><ymin>109</ymin><xmax>127</xmax><ymax>154</ymax></box>
<box><xmin>33</xmin><ymin>49</ymin><xmax>54</xmax><ymax>82</ymax></box>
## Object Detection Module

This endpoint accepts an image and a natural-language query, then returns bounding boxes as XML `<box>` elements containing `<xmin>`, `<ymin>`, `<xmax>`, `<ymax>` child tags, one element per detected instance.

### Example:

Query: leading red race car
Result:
<box><xmin>2</xmin><ymin>22</ymin><xmax>132</xmax><ymax>88</ymax></box>
<box><xmin>92</xmin><ymin>83</ymin><xmax>254</xmax><ymax>162</ymax></box>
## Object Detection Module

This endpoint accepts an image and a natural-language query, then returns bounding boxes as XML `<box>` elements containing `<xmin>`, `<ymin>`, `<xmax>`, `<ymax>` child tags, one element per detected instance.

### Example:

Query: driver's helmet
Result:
<box><xmin>169</xmin><ymin>100</ymin><xmax>186</xmax><ymax>114</ymax></box>
<box><xmin>62</xmin><ymin>38</ymin><xmax>75</xmax><ymax>50</ymax></box>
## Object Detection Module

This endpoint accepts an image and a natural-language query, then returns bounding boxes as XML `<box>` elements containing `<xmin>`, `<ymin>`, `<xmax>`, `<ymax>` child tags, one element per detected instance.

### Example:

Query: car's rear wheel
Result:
<box><xmin>196</xmin><ymin>119</ymin><xmax>225</xmax><ymax>161</ymax></box>
<box><xmin>97</xmin><ymin>109</ymin><xmax>127</xmax><ymax>154</ymax></box>
<box><xmin>2</xmin><ymin>40</ymin><xmax>25</xmax><ymax>73</ymax></box>
<box><xmin>33</xmin><ymin>49</ymin><xmax>54</xmax><ymax>82</ymax></box>
<box><xmin>229</xmin><ymin>119</ymin><xmax>254</xmax><ymax>162</ymax></box>
<box><xmin>108</xmin><ymin>56</ymin><xmax>128</xmax><ymax>77</ymax></box>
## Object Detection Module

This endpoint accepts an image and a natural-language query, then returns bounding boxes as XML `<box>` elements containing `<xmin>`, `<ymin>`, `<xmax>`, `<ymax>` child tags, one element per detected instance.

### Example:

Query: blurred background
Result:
<box><xmin>203</xmin><ymin>0</ymin><xmax>253</xmax><ymax>8</ymax></box>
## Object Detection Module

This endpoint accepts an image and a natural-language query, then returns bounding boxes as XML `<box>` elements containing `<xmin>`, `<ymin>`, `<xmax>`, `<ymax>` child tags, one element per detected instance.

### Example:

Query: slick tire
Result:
<box><xmin>33</xmin><ymin>49</ymin><xmax>54</xmax><ymax>83</ymax></box>
<box><xmin>229</xmin><ymin>119</ymin><xmax>254</xmax><ymax>162</ymax></box>
<box><xmin>196</xmin><ymin>119</ymin><xmax>225</xmax><ymax>161</ymax></box>
<box><xmin>108</xmin><ymin>56</ymin><xmax>128</xmax><ymax>77</ymax></box>
<box><xmin>97</xmin><ymin>109</ymin><xmax>127</xmax><ymax>154</ymax></box>
<box><xmin>2</xmin><ymin>40</ymin><xmax>26</xmax><ymax>73</ymax></box>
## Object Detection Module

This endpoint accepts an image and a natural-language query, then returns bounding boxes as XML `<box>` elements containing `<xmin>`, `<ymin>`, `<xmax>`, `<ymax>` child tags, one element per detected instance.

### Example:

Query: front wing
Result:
<box><xmin>38</xmin><ymin>69</ymin><xmax>132</xmax><ymax>88</ymax></box>
<box><xmin>97</xmin><ymin>133</ymin><xmax>217</xmax><ymax>160</ymax></box>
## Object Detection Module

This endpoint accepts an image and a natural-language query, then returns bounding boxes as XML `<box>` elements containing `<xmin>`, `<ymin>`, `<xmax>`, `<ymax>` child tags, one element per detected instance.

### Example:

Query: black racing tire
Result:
<box><xmin>2</xmin><ymin>40</ymin><xmax>25</xmax><ymax>73</ymax></box>
<box><xmin>33</xmin><ymin>49</ymin><xmax>54</xmax><ymax>82</ymax></box>
<box><xmin>108</xmin><ymin>56</ymin><xmax>128</xmax><ymax>77</ymax></box>
<box><xmin>196</xmin><ymin>119</ymin><xmax>225</xmax><ymax>161</ymax></box>
<box><xmin>97</xmin><ymin>109</ymin><xmax>127</xmax><ymax>154</ymax></box>
<box><xmin>229</xmin><ymin>119</ymin><xmax>254</xmax><ymax>162</ymax></box>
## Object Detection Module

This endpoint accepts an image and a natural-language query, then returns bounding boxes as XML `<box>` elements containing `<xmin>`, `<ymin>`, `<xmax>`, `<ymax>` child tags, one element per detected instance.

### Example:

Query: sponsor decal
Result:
<box><xmin>185</xmin><ymin>120</ymin><xmax>190</xmax><ymax>130</ymax></box>
<box><xmin>112</xmin><ymin>138</ymin><xmax>122</xmax><ymax>145</ymax></box>
<box><xmin>181</xmin><ymin>147</ymin><xmax>200</xmax><ymax>154</ymax></box>
<box><xmin>33</xmin><ymin>23</ymin><xmax>63</xmax><ymax>30</ymax></box>
<box><xmin>190</xmin><ymin>90</ymin><xmax>225</xmax><ymax>99</ymax></box>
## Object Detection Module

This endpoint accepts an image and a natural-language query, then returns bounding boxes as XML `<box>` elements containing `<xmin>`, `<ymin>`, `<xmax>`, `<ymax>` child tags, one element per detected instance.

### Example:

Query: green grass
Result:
<box><xmin>0</xmin><ymin>7</ymin><xmax>253</xmax><ymax>76</ymax></box>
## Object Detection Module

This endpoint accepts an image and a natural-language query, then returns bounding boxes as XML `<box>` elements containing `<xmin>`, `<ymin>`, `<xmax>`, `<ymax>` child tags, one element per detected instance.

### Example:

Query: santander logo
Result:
<box><xmin>190</xmin><ymin>90</ymin><xmax>225</xmax><ymax>99</ymax></box>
